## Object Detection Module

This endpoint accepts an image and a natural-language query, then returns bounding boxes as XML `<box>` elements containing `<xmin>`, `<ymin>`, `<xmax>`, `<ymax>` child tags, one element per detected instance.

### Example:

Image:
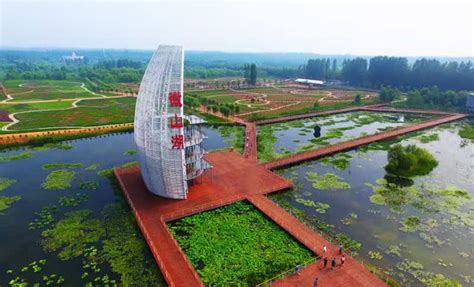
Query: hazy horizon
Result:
<box><xmin>1</xmin><ymin>0</ymin><xmax>473</xmax><ymax>57</ymax></box>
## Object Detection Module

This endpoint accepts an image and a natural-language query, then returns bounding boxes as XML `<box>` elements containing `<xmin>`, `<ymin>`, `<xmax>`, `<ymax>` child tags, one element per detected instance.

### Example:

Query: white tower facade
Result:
<box><xmin>134</xmin><ymin>45</ymin><xmax>210</xmax><ymax>199</ymax></box>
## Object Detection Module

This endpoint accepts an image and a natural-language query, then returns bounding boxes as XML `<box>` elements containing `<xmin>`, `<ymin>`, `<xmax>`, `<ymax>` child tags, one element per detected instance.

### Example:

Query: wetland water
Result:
<box><xmin>0</xmin><ymin>125</ymin><xmax>242</xmax><ymax>286</ymax></box>
<box><xmin>257</xmin><ymin>111</ymin><xmax>431</xmax><ymax>162</ymax></box>
<box><xmin>271</xmin><ymin>119</ymin><xmax>474</xmax><ymax>286</ymax></box>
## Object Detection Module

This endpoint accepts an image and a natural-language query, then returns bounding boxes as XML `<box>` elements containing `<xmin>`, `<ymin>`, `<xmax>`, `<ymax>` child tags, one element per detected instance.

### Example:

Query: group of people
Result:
<box><xmin>322</xmin><ymin>244</ymin><xmax>346</xmax><ymax>269</ymax></box>
<box><xmin>293</xmin><ymin>243</ymin><xmax>347</xmax><ymax>286</ymax></box>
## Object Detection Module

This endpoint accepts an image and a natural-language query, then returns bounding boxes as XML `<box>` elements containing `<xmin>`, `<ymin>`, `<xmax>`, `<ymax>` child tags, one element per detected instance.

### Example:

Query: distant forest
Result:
<box><xmin>0</xmin><ymin>49</ymin><xmax>473</xmax><ymax>91</ymax></box>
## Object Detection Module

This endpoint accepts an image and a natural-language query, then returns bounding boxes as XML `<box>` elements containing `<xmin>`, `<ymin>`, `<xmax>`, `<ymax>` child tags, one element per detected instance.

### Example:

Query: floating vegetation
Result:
<box><xmin>42</xmin><ymin>162</ymin><xmax>83</xmax><ymax>170</ymax></box>
<box><xmin>385</xmin><ymin>144</ymin><xmax>438</xmax><ymax>178</ymax></box>
<box><xmin>123</xmin><ymin>149</ymin><xmax>137</xmax><ymax>155</ymax></box>
<box><xmin>0</xmin><ymin>151</ymin><xmax>32</xmax><ymax>162</ymax></box>
<box><xmin>29</xmin><ymin>206</ymin><xmax>58</xmax><ymax>230</ymax></box>
<box><xmin>0</xmin><ymin>194</ymin><xmax>21</xmax><ymax>213</ymax></box>
<box><xmin>385</xmin><ymin>245</ymin><xmax>402</xmax><ymax>257</ymax></box>
<box><xmin>218</xmin><ymin>125</ymin><xmax>244</xmax><ymax>152</ymax></box>
<box><xmin>4</xmin><ymin>259</ymin><xmax>66</xmax><ymax>286</ymax></box>
<box><xmin>41</xmin><ymin>210</ymin><xmax>104</xmax><ymax>260</ymax></box>
<box><xmin>395</xmin><ymin>259</ymin><xmax>461</xmax><ymax>287</ymax></box>
<box><xmin>0</xmin><ymin>177</ymin><xmax>17</xmax><ymax>191</ymax></box>
<box><xmin>101</xmin><ymin>202</ymin><xmax>164</xmax><ymax>286</ymax></box>
<box><xmin>295</xmin><ymin>198</ymin><xmax>331</xmax><ymax>214</ymax></box>
<box><xmin>97</xmin><ymin>161</ymin><xmax>138</xmax><ymax>178</ymax></box>
<box><xmin>79</xmin><ymin>181</ymin><xmax>99</xmax><ymax>190</ymax></box>
<box><xmin>417</xmin><ymin>133</ymin><xmax>439</xmax><ymax>143</ymax></box>
<box><xmin>399</xmin><ymin>216</ymin><xmax>421</xmax><ymax>232</ymax></box>
<box><xmin>369</xmin><ymin>179</ymin><xmax>474</xmax><ymax>227</ymax></box>
<box><xmin>319</xmin><ymin>153</ymin><xmax>352</xmax><ymax>170</ymax></box>
<box><xmin>33</xmin><ymin>142</ymin><xmax>73</xmax><ymax>151</ymax></box>
<box><xmin>168</xmin><ymin>201</ymin><xmax>314</xmax><ymax>286</ymax></box>
<box><xmin>256</xmin><ymin>125</ymin><xmax>279</xmax><ymax>162</ymax></box>
<box><xmin>305</xmin><ymin>171</ymin><xmax>351</xmax><ymax>190</ymax></box>
<box><xmin>42</xmin><ymin>169</ymin><xmax>75</xmax><ymax>190</ymax></box>
<box><xmin>85</xmin><ymin>164</ymin><xmax>99</xmax><ymax>171</ymax></box>
<box><xmin>59</xmin><ymin>193</ymin><xmax>89</xmax><ymax>207</ymax></box>
<box><xmin>368</xmin><ymin>250</ymin><xmax>383</xmax><ymax>260</ymax></box>
<box><xmin>341</xmin><ymin>212</ymin><xmax>358</xmax><ymax>225</ymax></box>
<box><xmin>458</xmin><ymin>124</ymin><xmax>474</xmax><ymax>140</ymax></box>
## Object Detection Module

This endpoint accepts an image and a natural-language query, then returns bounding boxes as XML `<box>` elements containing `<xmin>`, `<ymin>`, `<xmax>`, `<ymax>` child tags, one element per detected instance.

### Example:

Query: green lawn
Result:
<box><xmin>3</xmin><ymin>80</ymin><xmax>99</xmax><ymax>102</ymax></box>
<box><xmin>0</xmin><ymin>101</ymin><xmax>73</xmax><ymax>114</ymax></box>
<box><xmin>168</xmin><ymin>201</ymin><xmax>314</xmax><ymax>286</ymax></box>
<box><xmin>9</xmin><ymin>97</ymin><xmax>136</xmax><ymax>131</ymax></box>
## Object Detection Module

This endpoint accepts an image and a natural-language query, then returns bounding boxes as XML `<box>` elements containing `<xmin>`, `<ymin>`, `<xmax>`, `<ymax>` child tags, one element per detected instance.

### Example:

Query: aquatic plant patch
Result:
<box><xmin>42</xmin><ymin>169</ymin><xmax>75</xmax><ymax>190</ymax></box>
<box><xmin>0</xmin><ymin>151</ymin><xmax>32</xmax><ymax>162</ymax></box>
<box><xmin>458</xmin><ymin>124</ymin><xmax>474</xmax><ymax>140</ymax></box>
<box><xmin>79</xmin><ymin>181</ymin><xmax>99</xmax><ymax>190</ymax></box>
<box><xmin>305</xmin><ymin>171</ymin><xmax>351</xmax><ymax>190</ymax></box>
<box><xmin>0</xmin><ymin>177</ymin><xmax>16</xmax><ymax>191</ymax></box>
<box><xmin>41</xmin><ymin>209</ymin><xmax>104</xmax><ymax>261</ymax></box>
<box><xmin>168</xmin><ymin>201</ymin><xmax>314</xmax><ymax>286</ymax></box>
<box><xmin>0</xmin><ymin>195</ymin><xmax>21</xmax><ymax>213</ymax></box>
<box><xmin>42</xmin><ymin>162</ymin><xmax>83</xmax><ymax>170</ymax></box>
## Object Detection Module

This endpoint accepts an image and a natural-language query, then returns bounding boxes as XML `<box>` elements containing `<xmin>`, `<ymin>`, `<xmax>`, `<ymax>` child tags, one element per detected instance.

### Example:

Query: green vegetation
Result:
<box><xmin>41</xmin><ymin>210</ymin><xmax>104</xmax><ymax>260</ymax></box>
<box><xmin>218</xmin><ymin>125</ymin><xmax>244</xmax><ymax>152</ymax></box>
<box><xmin>368</xmin><ymin>179</ymin><xmax>473</xmax><ymax>227</ymax></box>
<box><xmin>42</xmin><ymin>169</ymin><xmax>75</xmax><ymax>190</ymax></box>
<box><xmin>168</xmin><ymin>201</ymin><xmax>314</xmax><ymax>286</ymax></box>
<box><xmin>101</xmin><ymin>202</ymin><xmax>164</xmax><ymax>286</ymax></box>
<box><xmin>0</xmin><ymin>177</ymin><xmax>17</xmax><ymax>191</ymax></box>
<box><xmin>459</xmin><ymin>124</ymin><xmax>474</xmax><ymax>140</ymax></box>
<box><xmin>295</xmin><ymin>198</ymin><xmax>331</xmax><ymax>214</ymax></box>
<box><xmin>400</xmin><ymin>216</ymin><xmax>421</xmax><ymax>232</ymax></box>
<box><xmin>395</xmin><ymin>259</ymin><xmax>461</xmax><ymax>287</ymax></box>
<box><xmin>79</xmin><ymin>181</ymin><xmax>99</xmax><ymax>190</ymax></box>
<box><xmin>385</xmin><ymin>144</ymin><xmax>438</xmax><ymax>178</ymax></box>
<box><xmin>0</xmin><ymin>151</ymin><xmax>32</xmax><ymax>162</ymax></box>
<box><xmin>123</xmin><ymin>149</ymin><xmax>136</xmax><ymax>155</ymax></box>
<box><xmin>10</xmin><ymin>97</ymin><xmax>135</xmax><ymax>131</ymax></box>
<box><xmin>0</xmin><ymin>194</ymin><xmax>21</xmax><ymax>213</ymax></box>
<box><xmin>270</xmin><ymin>188</ymin><xmax>362</xmax><ymax>254</ymax></box>
<box><xmin>305</xmin><ymin>171</ymin><xmax>351</xmax><ymax>190</ymax></box>
<box><xmin>417</xmin><ymin>133</ymin><xmax>439</xmax><ymax>143</ymax></box>
<box><xmin>42</xmin><ymin>162</ymin><xmax>83</xmax><ymax>170</ymax></box>
<box><xmin>59</xmin><ymin>194</ymin><xmax>89</xmax><ymax>207</ymax></box>
<box><xmin>368</xmin><ymin>250</ymin><xmax>383</xmax><ymax>260</ymax></box>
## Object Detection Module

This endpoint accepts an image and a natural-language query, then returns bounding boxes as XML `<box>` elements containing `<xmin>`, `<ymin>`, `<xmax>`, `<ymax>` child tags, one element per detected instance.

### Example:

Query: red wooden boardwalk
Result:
<box><xmin>115</xmin><ymin>150</ymin><xmax>387</xmax><ymax>286</ymax></box>
<box><xmin>263</xmin><ymin>113</ymin><xmax>466</xmax><ymax>170</ymax></box>
<box><xmin>115</xmin><ymin>105</ymin><xmax>467</xmax><ymax>287</ymax></box>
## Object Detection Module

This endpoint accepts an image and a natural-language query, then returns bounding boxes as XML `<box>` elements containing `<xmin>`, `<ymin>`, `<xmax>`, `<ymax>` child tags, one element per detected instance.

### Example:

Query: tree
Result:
<box><xmin>379</xmin><ymin>86</ymin><xmax>400</xmax><ymax>102</ymax></box>
<box><xmin>249</xmin><ymin>64</ymin><xmax>257</xmax><ymax>86</ymax></box>
<box><xmin>385</xmin><ymin>144</ymin><xmax>438</xmax><ymax>178</ymax></box>
<box><xmin>341</xmin><ymin>58</ymin><xmax>368</xmax><ymax>85</ymax></box>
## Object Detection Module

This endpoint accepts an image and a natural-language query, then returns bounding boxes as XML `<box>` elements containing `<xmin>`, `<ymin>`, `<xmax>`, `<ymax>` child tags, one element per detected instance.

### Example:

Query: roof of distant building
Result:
<box><xmin>295</xmin><ymin>78</ymin><xmax>325</xmax><ymax>85</ymax></box>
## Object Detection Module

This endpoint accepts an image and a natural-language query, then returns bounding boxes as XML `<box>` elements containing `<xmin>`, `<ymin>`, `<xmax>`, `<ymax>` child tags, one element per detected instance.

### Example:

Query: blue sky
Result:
<box><xmin>1</xmin><ymin>0</ymin><xmax>473</xmax><ymax>57</ymax></box>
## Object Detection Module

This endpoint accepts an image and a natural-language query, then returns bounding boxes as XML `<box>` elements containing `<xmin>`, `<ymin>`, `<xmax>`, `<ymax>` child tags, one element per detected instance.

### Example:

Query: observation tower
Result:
<box><xmin>134</xmin><ymin>45</ymin><xmax>211</xmax><ymax>199</ymax></box>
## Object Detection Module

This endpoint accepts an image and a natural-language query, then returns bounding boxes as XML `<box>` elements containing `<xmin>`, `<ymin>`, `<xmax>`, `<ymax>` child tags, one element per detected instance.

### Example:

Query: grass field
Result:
<box><xmin>3</xmin><ymin>80</ymin><xmax>100</xmax><ymax>102</ymax></box>
<box><xmin>9</xmin><ymin>97</ymin><xmax>136</xmax><ymax>131</ymax></box>
<box><xmin>0</xmin><ymin>101</ymin><xmax>74</xmax><ymax>114</ymax></box>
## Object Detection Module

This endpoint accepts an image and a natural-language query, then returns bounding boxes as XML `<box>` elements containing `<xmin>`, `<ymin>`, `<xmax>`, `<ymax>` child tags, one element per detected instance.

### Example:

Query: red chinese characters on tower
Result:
<box><xmin>169</xmin><ymin>113</ymin><xmax>183</xmax><ymax>129</ymax></box>
<box><xmin>171</xmin><ymin>134</ymin><xmax>184</xmax><ymax>149</ymax></box>
<box><xmin>168</xmin><ymin>91</ymin><xmax>182</xmax><ymax>108</ymax></box>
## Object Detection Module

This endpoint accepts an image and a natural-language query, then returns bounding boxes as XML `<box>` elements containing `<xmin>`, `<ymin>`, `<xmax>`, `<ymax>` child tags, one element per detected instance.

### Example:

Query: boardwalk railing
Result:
<box><xmin>255</xmin><ymin>256</ymin><xmax>320</xmax><ymax>287</ymax></box>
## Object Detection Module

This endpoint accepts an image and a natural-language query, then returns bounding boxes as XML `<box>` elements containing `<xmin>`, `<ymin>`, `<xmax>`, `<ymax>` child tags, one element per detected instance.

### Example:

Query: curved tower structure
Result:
<box><xmin>135</xmin><ymin>45</ymin><xmax>210</xmax><ymax>199</ymax></box>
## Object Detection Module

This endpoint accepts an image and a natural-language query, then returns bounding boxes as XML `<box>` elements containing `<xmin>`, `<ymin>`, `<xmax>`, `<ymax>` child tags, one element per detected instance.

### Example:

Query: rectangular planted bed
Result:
<box><xmin>167</xmin><ymin>201</ymin><xmax>315</xmax><ymax>286</ymax></box>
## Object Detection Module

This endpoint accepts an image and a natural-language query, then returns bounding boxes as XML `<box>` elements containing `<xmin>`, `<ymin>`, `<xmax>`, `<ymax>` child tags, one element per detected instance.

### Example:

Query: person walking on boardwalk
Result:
<box><xmin>295</xmin><ymin>264</ymin><xmax>301</xmax><ymax>275</ymax></box>
<box><xmin>339</xmin><ymin>244</ymin><xmax>343</xmax><ymax>255</ymax></box>
<box><xmin>331</xmin><ymin>257</ymin><xmax>337</xmax><ymax>269</ymax></box>
<box><xmin>323</xmin><ymin>245</ymin><xmax>327</xmax><ymax>254</ymax></box>
<box><xmin>323</xmin><ymin>257</ymin><xmax>328</xmax><ymax>268</ymax></box>
<box><xmin>313</xmin><ymin>277</ymin><xmax>319</xmax><ymax>287</ymax></box>
<box><xmin>341</xmin><ymin>255</ymin><xmax>346</xmax><ymax>266</ymax></box>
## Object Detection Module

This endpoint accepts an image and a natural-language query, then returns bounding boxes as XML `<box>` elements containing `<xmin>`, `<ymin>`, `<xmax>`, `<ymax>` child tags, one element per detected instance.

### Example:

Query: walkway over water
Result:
<box><xmin>115</xmin><ymin>105</ymin><xmax>468</xmax><ymax>287</ymax></box>
<box><xmin>115</xmin><ymin>151</ymin><xmax>388</xmax><ymax>287</ymax></box>
<box><xmin>263</xmin><ymin>113</ymin><xmax>466</xmax><ymax>170</ymax></box>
